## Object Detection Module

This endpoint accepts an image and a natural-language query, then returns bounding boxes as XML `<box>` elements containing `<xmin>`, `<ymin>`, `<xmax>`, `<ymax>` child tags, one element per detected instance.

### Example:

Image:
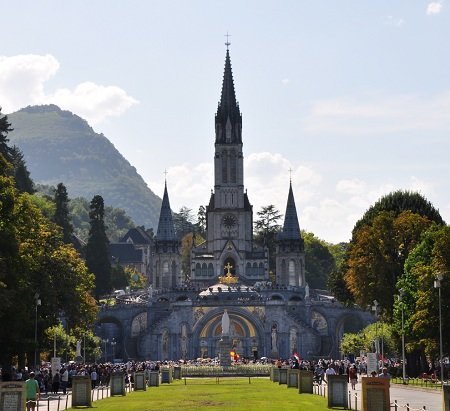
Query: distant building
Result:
<box><xmin>98</xmin><ymin>47</ymin><xmax>371</xmax><ymax>361</ymax></box>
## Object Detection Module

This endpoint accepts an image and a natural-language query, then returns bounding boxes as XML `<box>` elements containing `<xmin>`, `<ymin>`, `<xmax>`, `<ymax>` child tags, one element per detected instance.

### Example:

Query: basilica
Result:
<box><xmin>100</xmin><ymin>47</ymin><xmax>372</xmax><ymax>362</ymax></box>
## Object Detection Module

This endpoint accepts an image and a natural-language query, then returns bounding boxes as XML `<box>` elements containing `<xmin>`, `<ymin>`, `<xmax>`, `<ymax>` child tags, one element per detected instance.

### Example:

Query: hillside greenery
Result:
<box><xmin>7</xmin><ymin>105</ymin><xmax>162</xmax><ymax>230</ymax></box>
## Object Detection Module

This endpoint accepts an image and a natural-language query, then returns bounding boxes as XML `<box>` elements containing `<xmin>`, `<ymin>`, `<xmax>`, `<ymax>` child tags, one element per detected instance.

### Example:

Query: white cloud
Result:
<box><xmin>303</xmin><ymin>92</ymin><xmax>450</xmax><ymax>135</ymax></box>
<box><xmin>384</xmin><ymin>16</ymin><xmax>405</xmax><ymax>27</ymax></box>
<box><xmin>45</xmin><ymin>82</ymin><xmax>138</xmax><ymax>125</ymax></box>
<box><xmin>0</xmin><ymin>54</ymin><xmax>59</xmax><ymax>111</ymax></box>
<box><xmin>427</xmin><ymin>2</ymin><xmax>443</xmax><ymax>15</ymax></box>
<box><xmin>281</xmin><ymin>78</ymin><xmax>290</xmax><ymax>86</ymax></box>
<box><xmin>147</xmin><ymin>152</ymin><xmax>443</xmax><ymax>243</ymax></box>
<box><xmin>336</xmin><ymin>179</ymin><xmax>367</xmax><ymax>195</ymax></box>
<box><xmin>0</xmin><ymin>54</ymin><xmax>138</xmax><ymax>124</ymax></box>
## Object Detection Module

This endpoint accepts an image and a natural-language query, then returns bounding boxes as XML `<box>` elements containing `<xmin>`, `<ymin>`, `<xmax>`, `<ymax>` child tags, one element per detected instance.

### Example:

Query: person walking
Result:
<box><xmin>348</xmin><ymin>364</ymin><xmax>358</xmax><ymax>390</ymax></box>
<box><xmin>25</xmin><ymin>372</ymin><xmax>40</xmax><ymax>411</ymax></box>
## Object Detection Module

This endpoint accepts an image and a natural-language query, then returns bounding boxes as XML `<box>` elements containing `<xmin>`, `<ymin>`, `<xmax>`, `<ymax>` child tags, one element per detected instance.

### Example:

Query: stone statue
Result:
<box><xmin>271</xmin><ymin>325</ymin><xmax>278</xmax><ymax>352</ymax></box>
<box><xmin>180</xmin><ymin>324</ymin><xmax>188</xmax><ymax>358</ymax></box>
<box><xmin>76</xmin><ymin>340</ymin><xmax>82</xmax><ymax>357</ymax></box>
<box><xmin>148</xmin><ymin>285</ymin><xmax>153</xmax><ymax>300</ymax></box>
<box><xmin>305</xmin><ymin>283</ymin><xmax>310</xmax><ymax>299</ymax></box>
<box><xmin>290</xmin><ymin>328</ymin><xmax>298</xmax><ymax>354</ymax></box>
<box><xmin>162</xmin><ymin>329</ymin><xmax>169</xmax><ymax>357</ymax></box>
<box><xmin>221</xmin><ymin>309</ymin><xmax>230</xmax><ymax>336</ymax></box>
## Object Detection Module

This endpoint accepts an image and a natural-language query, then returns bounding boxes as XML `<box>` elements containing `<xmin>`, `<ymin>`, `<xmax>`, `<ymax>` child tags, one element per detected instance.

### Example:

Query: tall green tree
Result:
<box><xmin>394</xmin><ymin>225</ymin><xmax>450</xmax><ymax>370</ymax></box>
<box><xmin>344</xmin><ymin>210</ymin><xmax>434</xmax><ymax>317</ymax></box>
<box><xmin>302</xmin><ymin>231</ymin><xmax>335</xmax><ymax>289</ymax></box>
<box><xmin>254</xmin><ymin>205</ymin><xmax>283</xmax><ymax>272</ymax></box>
<box><xmin>353</xmin><ymin>190</ymin><xmax>444</xmax><ymax>233</ymax></box>
<box><xmin>173</xmin><ymin>206</ymin><xmax>195</xmax><ymax>238</ymax></box>
<box><xmin>10</xmin><ymin>146</ymin><xmax>34</xmax><ymax>194</ymax></box>
<box><xmin>85</xmin><ymin>195</ymin><xmax>112</xmax><ymax>299</ymax></box>
<box><xmin>53</xmin><ymin>183</ymin><xmax>73</xmax><ymax>244</ymax></box>
<box><xmin>0</xmin><ymin>155</ymin><xmax>96</xmax><ymax>373</ymax></box>
<box><xmin>0</xmin><ymin>109</ymin><xmax>13</xmax><ymax>161</ymax></box>
<box><xmin>197</xmin><ymin>205</ymin><xmax>206</xmax><ymax>235</ymax></box>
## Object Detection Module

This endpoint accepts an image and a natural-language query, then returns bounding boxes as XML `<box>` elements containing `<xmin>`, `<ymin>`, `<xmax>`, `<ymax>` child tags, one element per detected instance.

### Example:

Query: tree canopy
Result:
<box><xmin>0</xmin><ymin>154</ymin><xmax>96</xmax><ymax>373</ymax></box>
<box><xmin>353</xmin><ymin>190</ymin><xmax>444</xmax><ymax>234</ymax></box>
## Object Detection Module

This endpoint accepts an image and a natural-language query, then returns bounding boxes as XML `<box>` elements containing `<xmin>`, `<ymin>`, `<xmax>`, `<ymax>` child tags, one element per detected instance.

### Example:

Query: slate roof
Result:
<box><xmin>110</xmin><ymin>243</ymin><xmax>142</xmax><ymax>263</ymax></box>
<box><xmin>156</xmin><ymin>181</ymin><xmax>177</xmax><ymax>241</ymax></box>
<box><xmin>278</xmin><ymin>182</ymin><xmax>301</xmax><ymax>240</ymax></box>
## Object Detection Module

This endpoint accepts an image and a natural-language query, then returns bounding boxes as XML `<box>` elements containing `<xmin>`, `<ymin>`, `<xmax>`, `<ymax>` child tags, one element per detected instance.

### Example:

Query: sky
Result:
<box><xmin>1</xmin><ymin>1</ymin><xmax>450</xmax><ymax>244</ymax></box>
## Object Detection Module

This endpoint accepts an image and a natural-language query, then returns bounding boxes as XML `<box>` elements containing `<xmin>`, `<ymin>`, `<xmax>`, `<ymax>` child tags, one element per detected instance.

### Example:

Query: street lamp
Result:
<box><xmin>34</xmin><ymin>293</ymin><xmax>41</xmax><ymax>370</ymax></box>
<box><xmin>111</xmin><ymin>338</ymin><xmax>117</xmax><ymax>362</ymax></box>
<box><xmin>398</xmin><ymin>289</ymin><xmax>406</xmax><ymax>384</ymax></box>
<box><xmin>434</xmin><ymin>273</ymin><xmax>444</xmax><ymax>388</ymax></box>
<box><xmin>102</xmin><ymin>338</ymin><xmax>109</xmax><ymax>362</ymax></box>
<box><xmin>372</xmin><ymin>300</ymin><xmax>379</xmax><ymax>370</ymax></box>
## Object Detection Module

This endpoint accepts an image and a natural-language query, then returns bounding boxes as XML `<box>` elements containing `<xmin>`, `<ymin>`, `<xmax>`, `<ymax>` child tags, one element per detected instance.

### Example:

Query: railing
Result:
<box><xmin>391</xmin><ymin>376</ymin><xmax>443</xmax><ymax>390</ymax></box>
<box><xmin>181</xmin><ymin>365</ymin><xmax>271</xmax><ymax>377</ymax></box>
<box><xmin>32</xmin><ymin>384</ymin><xmax>123</xmax><ymax>411</ymax></box>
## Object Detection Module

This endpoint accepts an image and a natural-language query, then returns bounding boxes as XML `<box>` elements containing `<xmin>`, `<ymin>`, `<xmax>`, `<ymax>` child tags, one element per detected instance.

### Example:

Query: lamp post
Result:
<box><xmin>372</xmin><ymin>300</ymin><xmax>379</xmax><ymax>370</ymax></box>
<box><xmin>111</xmin><ymin>338</ymin><xmax>117</xmax><ymax>362</ymax></box>
<box><xmin>434</xmin><ymin>273</ymin><xmax>444</xmax><ymax>388</ymax></box>
<box><xmin>398</xmin><ymin>289</ymin><xmax>406</xmax><ymax>384</ymax></box>
<box><xmin>34</xmin><ymin>293</ymin><xmax>41</xmax><ymax>370</ymax></box>
<box><xmin>102</xmin><ymin>338</ymin><xmax>109</xmax><ymax>362</ymax></box>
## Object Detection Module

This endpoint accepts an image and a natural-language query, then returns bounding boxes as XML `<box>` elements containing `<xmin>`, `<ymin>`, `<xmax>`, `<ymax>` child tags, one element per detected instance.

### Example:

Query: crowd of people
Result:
<box><xmin>1</xmin><ymin>353</ymin><xmax>427</xmax><ymax>409</ymax></box>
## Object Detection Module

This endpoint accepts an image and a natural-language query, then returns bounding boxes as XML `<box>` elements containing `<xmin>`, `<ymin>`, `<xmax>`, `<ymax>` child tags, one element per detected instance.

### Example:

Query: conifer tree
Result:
<box><xmin>53</xmin><ymin>182</ymin><xmax>73</xmax><ymax>243</ymax></box>
<box><xmin>85</xmin><ymin>195</ymin><xmax>112</xmax><ymax>299</ymax></box>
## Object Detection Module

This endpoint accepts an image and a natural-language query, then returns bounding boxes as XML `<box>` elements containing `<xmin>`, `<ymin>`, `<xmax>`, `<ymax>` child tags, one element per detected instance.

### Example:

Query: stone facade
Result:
<box><xmin>97</xmin><ymin>48</ymin><xmax>372</xmax><ymax>362</ymax></box>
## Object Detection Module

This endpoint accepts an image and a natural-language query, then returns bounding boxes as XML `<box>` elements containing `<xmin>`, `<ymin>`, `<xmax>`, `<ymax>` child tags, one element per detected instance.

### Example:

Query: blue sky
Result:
<box><xmin>1</xmin><ymin>1</ymin><xmax>449</xmax><ymax>243</ymax></box>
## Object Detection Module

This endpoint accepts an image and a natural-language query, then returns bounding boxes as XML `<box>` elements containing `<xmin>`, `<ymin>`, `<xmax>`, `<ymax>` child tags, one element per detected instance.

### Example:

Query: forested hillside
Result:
<box><xmin>8</xmin><ymin>105</ymin><xmax>161</xmax><ymax>229</ymax></box>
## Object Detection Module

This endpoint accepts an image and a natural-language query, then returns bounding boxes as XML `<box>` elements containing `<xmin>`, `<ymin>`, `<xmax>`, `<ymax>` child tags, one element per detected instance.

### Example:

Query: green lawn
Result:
<box><xmin>70</xmin><ymin>378</ymin><xmax>334</xmax><ymax>410</ymax></box>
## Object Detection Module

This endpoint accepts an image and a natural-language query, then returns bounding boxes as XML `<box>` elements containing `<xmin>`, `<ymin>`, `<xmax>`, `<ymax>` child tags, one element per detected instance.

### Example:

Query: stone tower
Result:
<box><xmin>152</xmin><ymin>180</ymin><xmax>181</xmax><ymax>289</ymax></box>
<box><xmin>275</xmin><ymin>181</ymin><xmax>305</xmax><ymax>286</ymax></box>
<box><xmin>191</xmin><ymin>47</ymin><xmax>268</xmax><ymax>285</ymax></box>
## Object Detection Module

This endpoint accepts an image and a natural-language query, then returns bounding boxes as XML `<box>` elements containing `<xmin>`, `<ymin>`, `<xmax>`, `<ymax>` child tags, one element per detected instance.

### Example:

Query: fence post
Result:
<box><xmin>354</xmin><ymin>392</ymin><xmax>358</xmax><ymax>410</ymax></box>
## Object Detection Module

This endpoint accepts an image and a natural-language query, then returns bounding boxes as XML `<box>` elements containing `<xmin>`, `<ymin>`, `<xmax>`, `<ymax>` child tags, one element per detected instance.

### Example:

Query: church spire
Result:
<box><xmin>215</xmin><ymin>46</ymin><xmax>242</xmax><ymax>144</ymax></box>
<box><xmin>279</xmin><ymin>181</ymin><xmax>301</xmax><ymax>240</ymax></box>
<box><xmin>156</xmin><ymin>178</ymin><xmax>176</xmax><ymax>241</ymax></box>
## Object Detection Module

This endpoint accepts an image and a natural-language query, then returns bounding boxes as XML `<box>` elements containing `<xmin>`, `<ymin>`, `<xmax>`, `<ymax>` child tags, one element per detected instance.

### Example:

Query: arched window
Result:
<box><xmin>162</xmin><ymin>261</ymin><xmax>169</xmax><ymax>288</ymax></box>
<box><xmin>207</xmin><ymin>263</ymin><xmax>214</xmax><ymax>277</ymax></box>
<box><xmin>288</xmin><ymin>260</ymin><xmax>296</xmax><ymax>286</ymax></box>
<box><xmin>195</xmin><ymin>263</ymin><xmax>201</xmax><ymax>278</ymax></box>
<box><xmin>171</xmin><ymin>260</ymin><xmax>177</xmax><ymax>287</ymax></box>
<box><xmin>222</xmin><ymin>150</ymin><xmax>228</xmax><ymax>183</ymax></box>
<box><xmin>230</xmin><ymin>151</ymin><xmax>236</xmax><ymax>183</ymax></box>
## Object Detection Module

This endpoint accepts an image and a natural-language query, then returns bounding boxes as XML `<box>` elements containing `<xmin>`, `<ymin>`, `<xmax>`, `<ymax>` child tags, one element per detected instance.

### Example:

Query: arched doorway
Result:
<box><xmin>194</xmin><ymin>309</ymin><xmax>263</xmax><ymax>359</ymax></box>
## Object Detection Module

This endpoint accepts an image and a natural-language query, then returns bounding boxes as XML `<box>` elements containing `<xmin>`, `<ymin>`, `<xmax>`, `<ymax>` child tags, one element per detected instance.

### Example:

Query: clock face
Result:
<box><xmin>222</xmin><ymin>214</ymin><xmax>237</xmax><ymax>229</ymax></box>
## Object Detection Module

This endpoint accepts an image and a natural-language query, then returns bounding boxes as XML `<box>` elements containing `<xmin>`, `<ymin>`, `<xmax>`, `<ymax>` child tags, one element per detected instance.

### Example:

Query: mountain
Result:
<box><xmin>7</xmin><ymin>105</ymin><xmax>161</xmax><ymax>230</ymax></box>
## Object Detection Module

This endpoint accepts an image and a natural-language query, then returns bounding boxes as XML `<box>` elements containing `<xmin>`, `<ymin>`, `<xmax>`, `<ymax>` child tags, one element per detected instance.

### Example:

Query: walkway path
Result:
<box><xmin>351</xmin><ymin>382</ymin><xmax>442</xmax><ymax>411</ymax></box>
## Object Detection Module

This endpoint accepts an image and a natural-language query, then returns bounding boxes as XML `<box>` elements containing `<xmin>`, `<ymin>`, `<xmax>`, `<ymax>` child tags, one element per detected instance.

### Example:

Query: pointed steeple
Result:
<box><xmin>215</xmin><ymin>48</ymin><xmax>242</xmax><ymax>144</ymax></box>
<box><xmin>279</xmin><ymin>181</ymin><xmax>301</xmax><ymax>240</ymax></box>
<box><xmin>156</xmin><ymin>179</ymin><xmax>176</xmax><ymax>241</ymax></box>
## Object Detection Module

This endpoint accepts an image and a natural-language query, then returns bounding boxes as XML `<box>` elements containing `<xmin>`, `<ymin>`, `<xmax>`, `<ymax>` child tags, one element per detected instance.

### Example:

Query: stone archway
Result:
<box><xmin>95</xmin><ymin>316</ymin><xmax>124</xmax><ymax>362</ymax></box>
<box><xmin>193</xmin><ymin>307</ymin><xmax>265</xmax><ymax>359</ymax></box>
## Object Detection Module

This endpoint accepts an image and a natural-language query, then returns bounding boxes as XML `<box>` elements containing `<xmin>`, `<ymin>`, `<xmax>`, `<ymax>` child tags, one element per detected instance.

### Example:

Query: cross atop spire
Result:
<box><xmin>225</xmin><ymin>32</ymin><xmax>231</xmax><ymax>50</ymax></box>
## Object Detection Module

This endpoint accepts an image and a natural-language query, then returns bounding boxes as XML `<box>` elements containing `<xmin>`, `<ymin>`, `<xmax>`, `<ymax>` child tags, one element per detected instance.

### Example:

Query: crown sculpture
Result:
<box><xmin>219</xmin><ymin>263</ymin><xmax>238</xmax><ymax>285</ymax></box>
